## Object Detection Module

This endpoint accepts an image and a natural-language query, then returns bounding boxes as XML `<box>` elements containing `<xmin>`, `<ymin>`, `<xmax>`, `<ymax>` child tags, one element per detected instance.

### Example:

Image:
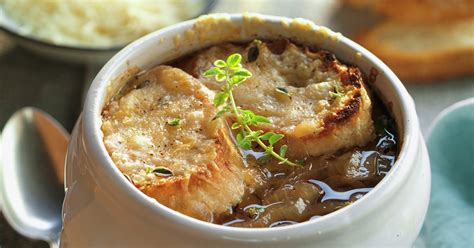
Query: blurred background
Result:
<box><xmin>0</xmin><ymin>0</ymin><xmax>472</xmax><ymax>247</ymax></box>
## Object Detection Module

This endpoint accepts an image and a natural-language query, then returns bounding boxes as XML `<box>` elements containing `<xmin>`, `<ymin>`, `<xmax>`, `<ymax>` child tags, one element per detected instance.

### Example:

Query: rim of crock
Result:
<box><xmin>82</xmin><ymin>13</ymin><xmax>420</xmax><ymax>241</ymax></box>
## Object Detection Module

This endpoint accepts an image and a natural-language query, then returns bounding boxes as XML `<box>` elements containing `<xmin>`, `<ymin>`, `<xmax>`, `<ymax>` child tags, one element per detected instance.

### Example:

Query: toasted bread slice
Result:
<box><xmin>356</xmin><ymin>17</ymin><xmax>474</xmax><ymax>82</ymax></box>
<box><xmin>181</xmin><ymin>40</ymin><xmax>375</xmax><ymax>158</ymax></box>
<box><xmin>101</xmin><ymin>66</ymin><xmax>246</xmax><ymax>222</ymax></box>
<box><xmin>342</xmin><ymin>0</ymin><xmax>474</xmax><ymax>21</ymax></box>
<box><xmin>374</xmin><ymin>0</ymin><xmax>474</xmax><ymax>21</ymax></box>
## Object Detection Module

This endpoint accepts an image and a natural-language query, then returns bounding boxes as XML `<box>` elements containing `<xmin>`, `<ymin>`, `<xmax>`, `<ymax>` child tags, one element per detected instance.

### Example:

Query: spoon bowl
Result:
<box><xmin>0</xmin><ymin>107</ymin><xmax>69</xmax><ymax>245</ymax></box>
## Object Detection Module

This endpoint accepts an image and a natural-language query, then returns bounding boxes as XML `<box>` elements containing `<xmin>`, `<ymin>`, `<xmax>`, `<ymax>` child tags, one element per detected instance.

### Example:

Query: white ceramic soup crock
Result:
<box><xmin>61</xmin><ymin>14</ymin><xmax>431</xmax><ymax>248</ymax></box>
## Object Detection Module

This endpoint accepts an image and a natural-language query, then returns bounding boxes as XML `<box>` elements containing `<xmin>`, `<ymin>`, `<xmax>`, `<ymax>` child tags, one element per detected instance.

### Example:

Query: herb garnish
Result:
<box><xmin>247</xmin><ymin>40</ymin><xmax>261</xmax><ymax>62</ymax></box>
<box><xmin>248</xmin><ymin>46</ymin><xmax>259</xmax><ymax>62</ymax></box>
<box><xmin>167</xmin><ymin>117</ymin><xmax>182</xmax><ymax>126</ymax></box>
<box><xmin>329</xmin><ymin>85</ymin><xmax>343</xmax><ymax>98</ymax></box>
<box><xmin>295</xmin><ymin>159</ymin><xmax>306</xmax><ymax>166</ymax></box>
<box><xmin>152</xmin><ymin>167</ymin><xmax>173</xmax><ymax>177</ymax></box>
<box><xmin>275</xmin><ymin>86</ymin><xmax>291</xmax><ymax>98</ymax></box>
<box><xmin>246</xmin><ymin>206</ymin><xmax>265</xmax><ymax>218</ymax></box>
<box><xmin>203</xmin><ymin>53</ymin><xmax>300</xmax><ymax>167</ymax></box>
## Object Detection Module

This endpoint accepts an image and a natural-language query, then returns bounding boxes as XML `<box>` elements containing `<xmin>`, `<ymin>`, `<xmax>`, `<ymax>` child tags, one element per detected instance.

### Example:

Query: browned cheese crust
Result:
<box><xmin>101</xmin><ymin>66</ymin><xmax>247</xmax><ymax>221</ymax></box>
<box><xmin>180</xmin><ymin>40</ymin><xmax>375</xmax><ymax>158</ymax></box>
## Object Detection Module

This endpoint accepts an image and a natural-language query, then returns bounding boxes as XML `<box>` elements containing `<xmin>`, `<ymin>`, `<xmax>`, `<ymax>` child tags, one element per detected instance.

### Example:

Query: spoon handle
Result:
<box><xmin>49</xmin><ymin>239</ymin><xmax>60</xmax><ymax>248</ymax></box>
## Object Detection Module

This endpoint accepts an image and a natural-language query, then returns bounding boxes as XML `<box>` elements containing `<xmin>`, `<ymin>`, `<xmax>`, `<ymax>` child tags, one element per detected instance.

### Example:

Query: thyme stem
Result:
<box><xmin>227</xmin><ymin>79</ymin><xmax>298</xmax><ymax>167</ymax></box>
<box><xmin>203</xmin><ymin>53</ymin><xmax>301</xmax><ymax>167</ymax></box>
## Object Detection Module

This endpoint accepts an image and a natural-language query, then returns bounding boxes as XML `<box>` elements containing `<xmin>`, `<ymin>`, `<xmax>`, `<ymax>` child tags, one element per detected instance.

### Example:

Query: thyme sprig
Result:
<box><xmin>167</xmin><ymin>117</ymin><xmax>182</xmax><ymax>126</ymax></box>
<box><xmin>329</xmin><ymin>85</ymin><xmax>343</xmax><ymax>98</ymax></box>
<box><xmin>204</xmin><ymin>53</ymin><xmax>300</xmax><ymax>167</ymax></box>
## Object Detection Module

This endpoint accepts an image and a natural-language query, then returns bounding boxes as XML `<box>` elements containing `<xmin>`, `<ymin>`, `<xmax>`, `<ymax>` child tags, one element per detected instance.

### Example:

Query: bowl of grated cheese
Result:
<box><xmin>0</xmin><ymin>0</ymin><xmax>215</xmax><ymax>64</ymax></box>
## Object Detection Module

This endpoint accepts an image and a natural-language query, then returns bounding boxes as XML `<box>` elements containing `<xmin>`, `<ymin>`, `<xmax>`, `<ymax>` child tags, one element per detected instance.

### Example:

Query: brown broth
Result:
<box><xmin>216</xmin><ymin>101</ymin><xmax>398</xmax><ymax>228</ymax></box>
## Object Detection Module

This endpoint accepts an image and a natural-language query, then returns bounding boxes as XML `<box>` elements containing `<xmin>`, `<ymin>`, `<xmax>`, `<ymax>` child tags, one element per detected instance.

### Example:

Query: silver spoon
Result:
<box><xmin>0</xmin><ymin>107</ymin><xmax>69</xmax><ymax>247</ymax></box>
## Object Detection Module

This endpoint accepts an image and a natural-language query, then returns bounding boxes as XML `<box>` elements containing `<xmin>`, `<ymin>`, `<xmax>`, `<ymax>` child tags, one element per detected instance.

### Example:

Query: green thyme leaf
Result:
<box><xmin>241</xmin><ymin>110</ymin><xmax>256</xmax><ymax>123</ymax></box>
<box><xmin>236</xmin><ymin>132</ymin><xmax>252</xmax><ymax>150</ymax></box>
<box><xmin>269</xmin><ymin>133</ymin><xmax>284</xmax><ymax>145</ymax></box>
<box><xmin>296</xmin><ymin>159</ymin><xmax>305</xmax><ymax>165</ymax></box>
<box><xmin>212</xmin><ymin>106</ymin><xmax>230</xmax><ymax>120</ymax></box>
<box><xmin>215</xmin><ymin>72</ymin><xmax>226</xmax><ymax>82</ymax></box>
<box><xmin>329</xmin><ymin>85</ymin><xmax>343</xmax><ymax>98</ymax></box>
<box><xmin>260</xmin><ymin>132</ymin><xmax>275</xmax><ymax>141</ymax></box>
<box><xmin>240</xmin><ymin>139</ymin><xmax>252</xmax><ymax>150</ymax></box>
<box><xmin>329</xmin><ymin>92</ymin><xmax>342</xmax><ymax>98</ymax></box>
<box><xmin>203</xmin><ymin>52</ymin><xmax>301</xmax><ymax>167</ymax></box>
<box><xmin>226</xmin><ymin>53</ymin><xmax>242</xmax><ymax>67</ymax></box>
<box><xmin>258</xmin><ymin>153</ymin><xmax>272</xmax><ymax>163</ymax></box>
<box><xmin>248</xmin><ymin>46</ymin><xmax>259</xmax><ymax>62</ymax></box>
<box><xmin>167</xmin><ymin>117</ymin><xmax>182</xmax><ymax>126</ymax></box>
<box><xmin>236</xmin><ymin>132</ymin><xmax>243</xmax><ymax>143</ymax></box>
<box><xmin>253</xmin><ymin>39</ymin><xmax>262</xmax><ymax>45</ymax></box>
<box><xmin>251</xmin><ymin>115</ymin><xmax>271</xmax><ymax>125</ymax></box>
<box><xmin>203</xmin><ymin>67</ymin><xmax>222</xmax><ymax>77</ymax></box>
<box><xmin>246</xmin><ymin>206</ymin><xmax>265</xmax><ymax>218</ymax></box>
<box><xmin>279</xmin><ymin>145</ymin><xmax>288</xmax><ymax>157</ymax></box>
<box><xmin>231</xmin><ymin>122</ymin><xmax>241</xmax><ymax>129</ymax></box>
<box><xmin>152</xmin><ymin>167</ymin><xmax>173</xmax><ymax>177</ymax></box>
<box><xmin>247</xmin><ymin>130</ymin><xmax>263</xmax><ymax>140</ymax></box>
<box><xmin>233</xmin><ymin>69</ymin><xmax>252</xmax><ymax>78</ymax></box>
<box><xmin>213</xmin><ymin>59</ymin><xmax>226</xmax><ymax>67</ymax></box>
<box><xmin>230</xmin><ymin>76</ymin><xmax>246</xmax><ymax>86</ymax></box>
<box><xmin>276</xmin><ymin>87</ymin><xmax>291</xmax><ymax>97</ymax></box>
<box><xmin>145</xmin><ymin>166</ymin><xmax>153</xmax><ymax>174</ymax></box>
<box><xmin>213</xmin><ymin>92</ymin><xmax>229</xmax><ymax>107</ymax></box>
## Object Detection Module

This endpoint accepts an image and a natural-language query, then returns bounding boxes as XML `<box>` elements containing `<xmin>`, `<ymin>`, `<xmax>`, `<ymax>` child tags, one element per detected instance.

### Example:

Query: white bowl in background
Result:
<box><xmin>61</xmin><ymin>14</ymin><xmax>431</xmax><ymax>247</ymax></box>
<box><xmin>0</xmin><ymin>0</ymin><xmax>216</xmax><ymax>64</ymax></box>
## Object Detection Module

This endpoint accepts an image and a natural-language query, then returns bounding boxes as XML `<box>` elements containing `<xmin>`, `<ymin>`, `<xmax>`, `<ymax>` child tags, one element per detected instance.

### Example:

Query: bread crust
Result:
<box><xmin>143</xmin><ymin>127</ymin><xmax>245</xmax><ymax>221</ymax></box>
<box><xmin>101</xmin><ymin>66</ymin><xmax>246</xmax><ymax>221</ymax></box>
<box><xmin>356</xmin><ymin>17</ymin><xmax>474</xmax><ymax>82</ymax></box>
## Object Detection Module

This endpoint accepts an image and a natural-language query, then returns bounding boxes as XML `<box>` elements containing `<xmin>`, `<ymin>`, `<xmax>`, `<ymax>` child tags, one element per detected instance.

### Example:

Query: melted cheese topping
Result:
<box><xmin>102</xmin><ymin>66</ymin><xmax>218</xmax><ymax>187</ymax></box>
<box><xmin>190</xmin><ymin>41</ymin><xmax>369</xmax><ymax>138</ymax></box>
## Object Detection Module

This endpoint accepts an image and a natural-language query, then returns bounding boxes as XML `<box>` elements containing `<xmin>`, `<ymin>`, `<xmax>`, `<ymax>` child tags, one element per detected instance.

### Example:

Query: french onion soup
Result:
<box><xmin>101</xmin><ymin>39</ymin><xmax>398</xmax><ymax>228</ymax></box>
